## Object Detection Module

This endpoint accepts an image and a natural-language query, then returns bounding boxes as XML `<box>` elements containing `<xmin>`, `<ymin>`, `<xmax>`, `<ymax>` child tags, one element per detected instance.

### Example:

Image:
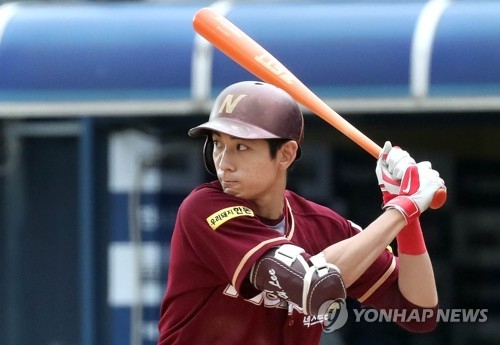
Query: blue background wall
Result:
<box><xmin>1</xmin><ymin>2</ymin><xmax>499</xmax><ymax>345</ymax></box>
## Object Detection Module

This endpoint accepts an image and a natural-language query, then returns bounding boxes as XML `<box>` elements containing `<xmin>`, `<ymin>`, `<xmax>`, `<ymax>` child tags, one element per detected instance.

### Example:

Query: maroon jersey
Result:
<box><xmin>158</xmin><ymin>181</ymin><xmax>398</xmax><ymax>345</ymax></box>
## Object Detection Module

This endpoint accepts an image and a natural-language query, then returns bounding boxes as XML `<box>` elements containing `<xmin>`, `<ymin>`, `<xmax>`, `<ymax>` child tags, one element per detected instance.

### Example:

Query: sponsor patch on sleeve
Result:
<box><xmin>206</xmin><ymin>206</ymin><xmax>254</xmax><ymax>230</ymax></box>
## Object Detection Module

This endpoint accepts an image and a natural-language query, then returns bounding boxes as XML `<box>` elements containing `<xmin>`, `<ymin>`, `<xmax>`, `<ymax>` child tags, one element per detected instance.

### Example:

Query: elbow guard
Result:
<box><xmin>249</xmin><ymin>244</ymin><xmax>346</xmax><ymax>315</ymax></box>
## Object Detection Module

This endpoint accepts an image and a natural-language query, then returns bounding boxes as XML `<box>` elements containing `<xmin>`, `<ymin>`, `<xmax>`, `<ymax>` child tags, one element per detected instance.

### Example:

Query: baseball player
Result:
<box><xmin>157</xmin><ymin>81</ymin><xmax>445</xmax><ymax>345</ymax></box>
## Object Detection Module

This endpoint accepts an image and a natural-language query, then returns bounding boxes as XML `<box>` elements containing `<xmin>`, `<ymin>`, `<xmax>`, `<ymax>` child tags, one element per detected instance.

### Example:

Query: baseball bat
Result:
<box><xmin>192</xmin><ymin>7</ymin><xmax>447</xmax><ymax>209</ymax></box>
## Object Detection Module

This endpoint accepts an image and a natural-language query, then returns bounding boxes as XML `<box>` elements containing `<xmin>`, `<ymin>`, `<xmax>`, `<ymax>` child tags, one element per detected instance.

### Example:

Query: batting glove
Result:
<box><xmin>384</xmin><ymin>161</ymin><xmax>446</xmax><ymax>224</ymax></box>
<box><xmin>376</xmin><ymin>141</ymin><xmax>416</xmax><ymax>204</ymax></box>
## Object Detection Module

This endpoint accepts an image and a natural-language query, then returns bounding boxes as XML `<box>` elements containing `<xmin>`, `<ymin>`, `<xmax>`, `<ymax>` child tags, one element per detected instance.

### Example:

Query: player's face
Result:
<box><xmin>212</xmin><ymin>132</ymin><xmax>286</xmax><ymax>201</ymax></box>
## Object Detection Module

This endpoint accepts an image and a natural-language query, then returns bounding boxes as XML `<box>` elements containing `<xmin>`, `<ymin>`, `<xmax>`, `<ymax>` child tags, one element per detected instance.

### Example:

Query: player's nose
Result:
<box><xmin>216</xmin><ymin>148</ymin><xmax>235</xmax><ymax>172</ymax></box>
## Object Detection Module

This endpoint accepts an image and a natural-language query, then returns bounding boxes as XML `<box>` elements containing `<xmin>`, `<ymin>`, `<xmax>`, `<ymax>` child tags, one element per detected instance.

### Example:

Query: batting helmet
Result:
<box><xmin>188</xmin><ymin>81</ymin><xmax>304</xmax><ymax>174</ymax></box>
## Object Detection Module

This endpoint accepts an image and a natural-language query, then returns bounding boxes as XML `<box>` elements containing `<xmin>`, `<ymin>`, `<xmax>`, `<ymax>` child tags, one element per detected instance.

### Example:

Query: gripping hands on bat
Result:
<box><xmin>376</xmin><ymin>141</ymin><xmax>446</xmax><ymax>224</ymax></box>
<box><xmin>192</xmin><ymin>7</ymin><xmax>447</xmax><ymax>209</ymax></box>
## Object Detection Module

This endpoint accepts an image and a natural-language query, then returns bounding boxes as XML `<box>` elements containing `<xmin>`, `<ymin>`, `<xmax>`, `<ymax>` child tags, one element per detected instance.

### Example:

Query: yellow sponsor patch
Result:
<box><xmin>206</xmin><ymin>206</ymin><xmax>254</xmax><ymax>230</ymax></box>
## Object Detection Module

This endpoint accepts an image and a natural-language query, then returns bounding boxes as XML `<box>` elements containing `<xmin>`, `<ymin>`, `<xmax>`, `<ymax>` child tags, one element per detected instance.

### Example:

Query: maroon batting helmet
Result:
<box><xmin>189</xmin><ymin>81</ymin><xmax>304</xmax><ymax>174</ymax></box>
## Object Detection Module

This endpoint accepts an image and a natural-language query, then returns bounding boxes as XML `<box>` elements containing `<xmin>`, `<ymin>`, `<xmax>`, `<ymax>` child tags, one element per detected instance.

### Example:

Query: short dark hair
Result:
<box><xmin>268</xmin><ymin>138</ymin><xmax>290</xmax><ymax>159</ymax></box>
<box><xmin>268</xmin><ymin>139</ymin><xmax>298</xmax><ymax>171</ymax></box>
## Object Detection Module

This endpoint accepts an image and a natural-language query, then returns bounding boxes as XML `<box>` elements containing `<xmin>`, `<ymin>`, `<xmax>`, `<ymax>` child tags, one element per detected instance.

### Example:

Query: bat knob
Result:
<box><xmin>429</xmin><ymin>188</ymin><xmax>447</xmax><ymax>209</ymax></box>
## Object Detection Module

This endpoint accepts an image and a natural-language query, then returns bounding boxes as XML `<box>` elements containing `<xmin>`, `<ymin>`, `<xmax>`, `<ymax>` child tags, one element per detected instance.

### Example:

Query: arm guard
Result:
<box><xmin>249</xmin><ymin>244</ymin><xmax>346</xmax><ymax>315</ymax></box>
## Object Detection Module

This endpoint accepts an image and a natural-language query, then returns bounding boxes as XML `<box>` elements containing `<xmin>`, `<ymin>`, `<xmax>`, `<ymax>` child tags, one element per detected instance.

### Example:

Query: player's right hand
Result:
<box><xmin>384</xmin><ymin>161</ymin><xmax>445</xmax><ymax>224</ymax></box>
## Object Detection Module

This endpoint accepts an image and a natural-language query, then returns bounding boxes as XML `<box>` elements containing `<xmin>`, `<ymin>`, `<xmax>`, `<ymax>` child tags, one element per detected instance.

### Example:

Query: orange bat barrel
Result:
<box><xmin>192</xmin><ymin>7</ymin><xmax>446</xmax><ymax>209</ymax></box>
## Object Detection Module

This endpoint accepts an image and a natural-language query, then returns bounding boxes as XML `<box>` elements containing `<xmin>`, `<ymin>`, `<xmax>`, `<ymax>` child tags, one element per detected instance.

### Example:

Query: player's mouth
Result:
<box><xmin>221</xmin><ymin>179</ymin><xmax>237</xmax><ymax>188</ymax></box>
<box><xmin>219</xmin><ymin>177</ymin><xmax>240</xmax><ymax>191</ymax></box>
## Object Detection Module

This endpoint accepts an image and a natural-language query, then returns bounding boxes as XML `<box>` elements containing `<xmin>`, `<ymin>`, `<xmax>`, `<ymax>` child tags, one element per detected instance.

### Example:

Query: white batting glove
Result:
<box><xmin>385</xmin><ymin>143</ymin><xmax>416</xmax><ymax>181</ymax></box>
<box><xmin>376</xmin><ymin>141</ymin><xmax>416</xmax><ymax>203</ymax></box>
<box><xmin>384</xmin><ymin>161</ymin><xmax>446</xmax><ymax>224</ymax></box>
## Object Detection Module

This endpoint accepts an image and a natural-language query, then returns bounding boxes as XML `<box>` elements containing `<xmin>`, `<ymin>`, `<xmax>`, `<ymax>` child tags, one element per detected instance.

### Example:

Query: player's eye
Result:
<box><xmin>236</xmin><ymin>143</ymin><xmax>248</xmax><ymax>151</ymax></box>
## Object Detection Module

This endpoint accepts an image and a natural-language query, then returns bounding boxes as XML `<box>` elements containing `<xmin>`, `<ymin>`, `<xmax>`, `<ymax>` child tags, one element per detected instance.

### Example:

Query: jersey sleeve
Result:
<box><xmin>347</xmin><ymin>247</ymin><xmax>398</xmax><ymax>303</ymax></box>
<box><xmin>355</xmin><ymin>257</ymin><xmax>438</xmax><ymax>332</ymax></box>
<box><xmin>176</xmin><ymin>184</ymin><xmax>291</xmax><ymax>296</ymax></box>
<box><xmin>342</xmin><ymin>221</ymin><xmax>399</xmax><ymax>303</ymax></box>
<box><xmin>342</xmin><ymin>220</ymin><xmax>438</xmax><ymax>332</ymax></box>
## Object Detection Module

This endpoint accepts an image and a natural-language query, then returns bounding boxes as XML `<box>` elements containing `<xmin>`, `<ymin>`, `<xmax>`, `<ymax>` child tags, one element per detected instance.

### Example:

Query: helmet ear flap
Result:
<box><xmin>203</xmin><ymin>137</ymin><xmax>216</xmax><ymax>175</ymax></box>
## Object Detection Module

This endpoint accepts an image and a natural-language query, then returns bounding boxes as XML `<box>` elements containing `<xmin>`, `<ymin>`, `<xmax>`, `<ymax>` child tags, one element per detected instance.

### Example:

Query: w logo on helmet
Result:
<box><xmin>218</xmin><ymin>94</ymin><xmax>247</xmax><ymax>114</ymax></box>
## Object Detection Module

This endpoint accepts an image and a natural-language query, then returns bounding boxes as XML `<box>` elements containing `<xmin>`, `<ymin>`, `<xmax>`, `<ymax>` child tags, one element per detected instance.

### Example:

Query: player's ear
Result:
<box><xmin>279</xmin><ymin>140</ymin><xmax>298</xmax><ymax>170</ymax></box>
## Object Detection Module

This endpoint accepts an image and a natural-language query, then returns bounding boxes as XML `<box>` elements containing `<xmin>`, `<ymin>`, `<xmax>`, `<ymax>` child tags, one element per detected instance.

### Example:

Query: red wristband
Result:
<box><xmin>396</xmin><ymin>218</ymin><xmax>427</xmax><ymax>255</ymax></box>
